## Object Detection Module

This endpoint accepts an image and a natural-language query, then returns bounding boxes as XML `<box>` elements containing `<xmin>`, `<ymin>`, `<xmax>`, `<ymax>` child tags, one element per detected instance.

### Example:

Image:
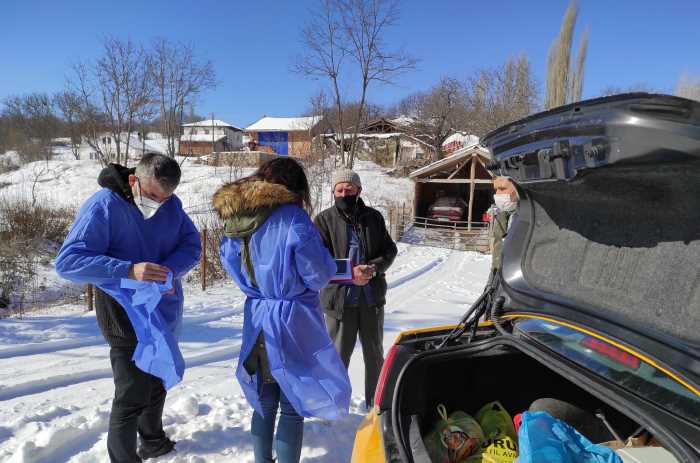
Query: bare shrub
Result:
<box><xmin>0</xmin><ymin>197</ymin><xmax>75</xmax><ymax>244</ymax></box>
<box><xmin>0</xmin><ymin>197</ymin><xmax>77</xmax><ymax>314</ymax></box>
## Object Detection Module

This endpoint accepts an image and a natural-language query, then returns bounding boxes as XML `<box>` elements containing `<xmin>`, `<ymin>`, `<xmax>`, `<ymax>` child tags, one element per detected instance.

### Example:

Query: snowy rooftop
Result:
<box><xmin>390</xmin><ymin>116</ymin><xmax>418</xmax><ymax>126</ymax></box>
<box><xmin>324</xmin><ymin>131</ymin><xmax>434</xmax><ymax>148</ymax></box>
<box><xmin>442</xmin><ymin>133</ymin><xmax>479</xmax><ymax>147</ymax></box>
<box><xmin>409</xmin><ymin>142</ymin><xmax>491</xmax><ymax>178</ymax></box>
<box><xmin>179</xmin><ymin>134</ymin><xmax>227</xmax><ymax>142</ymax></box>
<box><xmin>182</xmin><ymin>119</ymin><xmax>243</xmax><ymax>131</ymax></box>
<box><xmin>246</xmin><ymin>116</ymin><xmax>322</xmax><ymax>132</ymax></box>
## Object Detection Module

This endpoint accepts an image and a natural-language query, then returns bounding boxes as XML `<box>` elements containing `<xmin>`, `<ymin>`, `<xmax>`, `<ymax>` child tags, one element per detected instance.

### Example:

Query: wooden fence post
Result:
<box><xmin>87</xmin><ymin>284</ymin><xmax>94</xmax><ymax>311</ymax></box>
<box><xmin>201</xmin><ymin>228</ymin><xmax>207</xmax><ymax>291</ymax></box>
<box><xmin>401</xmin><ymin>202</ymin><xmax>406</xmax><ymax>239</ymax></box>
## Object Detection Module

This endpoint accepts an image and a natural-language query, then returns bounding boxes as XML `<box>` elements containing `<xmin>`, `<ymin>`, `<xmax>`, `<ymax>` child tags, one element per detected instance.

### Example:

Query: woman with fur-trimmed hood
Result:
<box><xmin>213</xmin><ymin>158</ymin><xmax>351</xmax><ymax>463</ymax></box>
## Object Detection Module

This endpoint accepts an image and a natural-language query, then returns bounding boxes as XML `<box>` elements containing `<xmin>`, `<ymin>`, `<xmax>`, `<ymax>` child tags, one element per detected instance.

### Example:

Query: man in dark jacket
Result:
<box><xmin>55</xmin><ymin>153</ymin><xmax>201</xmax><ymax>462</ymax></box>
<box><xmin>314</xmin><ymin>169</ymin><xmax>397</xmax><ymax>409</ymax></box>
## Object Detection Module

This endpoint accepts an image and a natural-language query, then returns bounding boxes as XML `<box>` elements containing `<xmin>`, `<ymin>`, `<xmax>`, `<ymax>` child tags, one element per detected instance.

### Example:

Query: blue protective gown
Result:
<box><xmin>55</xmin><ymin>187</ymin><xmax>201</xmax><ymax>388</ymax></box>
<box><xmin>219</xmin><ymin>202</ymin><xmax>352</xmax><ymax>420</ymax></box>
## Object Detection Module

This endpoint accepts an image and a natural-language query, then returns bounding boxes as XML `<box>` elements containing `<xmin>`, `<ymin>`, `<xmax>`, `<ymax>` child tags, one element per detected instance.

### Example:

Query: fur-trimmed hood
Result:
<box><xmin>212</xmin><ymin>180</ymin><xmax>300</xmax><ymax>220</ymax></box>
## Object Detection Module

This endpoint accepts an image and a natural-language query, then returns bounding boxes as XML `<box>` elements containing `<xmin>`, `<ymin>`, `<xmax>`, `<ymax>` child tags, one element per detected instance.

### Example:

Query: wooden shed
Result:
<box><xmin>409</xmin><ymin>144</ymin><xmax>494</xmax><ymax>231</ymax></box>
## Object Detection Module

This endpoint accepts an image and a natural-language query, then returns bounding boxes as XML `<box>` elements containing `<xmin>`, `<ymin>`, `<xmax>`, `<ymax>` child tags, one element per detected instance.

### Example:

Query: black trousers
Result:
<box><xmin>107</xmin><ymin>346</ymin><xmax>168</xmax><ymax>463</ymax></box>
<box><xmin>325</xmin><ymin>294</ymin><xmax>384</xmax><ymax>408</ymax></box>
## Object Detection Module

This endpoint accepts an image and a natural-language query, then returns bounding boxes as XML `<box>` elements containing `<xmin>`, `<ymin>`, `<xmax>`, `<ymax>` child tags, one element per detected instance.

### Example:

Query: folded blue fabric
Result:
<box><xmin>120</xmin><ymin>273</ymin><xmax>185</xmax><ymax>390</ymax></box>
<box><xmin>518</xmin><ymin>411</ymin><xmax>623</xmax><ymax>463</ymax></box>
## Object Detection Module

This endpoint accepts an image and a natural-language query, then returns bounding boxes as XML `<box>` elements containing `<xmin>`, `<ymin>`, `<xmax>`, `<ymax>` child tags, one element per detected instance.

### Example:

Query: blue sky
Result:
<box><xmin>2</xmin><ymin>0</ymin><xmax>699</xmax><ymax>127</ymax></box>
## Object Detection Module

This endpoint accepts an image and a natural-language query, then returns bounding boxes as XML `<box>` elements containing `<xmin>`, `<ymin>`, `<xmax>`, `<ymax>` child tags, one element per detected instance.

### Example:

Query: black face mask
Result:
<box><xmin>335</xmin><ymin>194</ymin><xmax>359</xmax><ymax>214</ymax></box>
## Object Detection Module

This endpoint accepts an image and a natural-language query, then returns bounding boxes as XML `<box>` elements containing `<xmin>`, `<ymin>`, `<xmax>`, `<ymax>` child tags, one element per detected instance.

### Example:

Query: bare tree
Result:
<box><xmin>303</xmin><ymin>90</ymin><xmax>335</xmax><ymax>214</ymax></box>
<box><xmin>545</xmin><ymin>0</ymin><xmax>588</xmax><ymax>109</ymax></box>
<box><xmin>464</xmin><ymin>55</ymin><xmax>538</xmax><ymax>137</ymax></box>
<box><xmin>2</xmin><ymin>93</ymin><xmax>60</xmax><ymax>164</ymax></box>
<box><xmin>676</xmin><ymin>73</ymin><xmax>700</xmax><ymax>101</ymax></box>
<box><xmin>68</xmin><ymin>62</ymin><xmax>109</xmax><ymax>164</ymax></box>
<box><xmin>95</xmin><ymin>36</ymin><xmax>152</xmax><ymax>165</ymax></box>
<box><xmin>54</xmin><ymin>91</ymin><xmax>83</xmax><ymax>160</ymax></box>
<box><xmin>338</xmin><ymin>0</ymin><xmax>417</xmax><ymax>167</ymax></box>
<box><xmin>150</xmin><ymin>38</ymin><xmax>216</xmax><ymax>157</ymax></box>
<box><xmin>570</xmin><ymin>28</ymin><xmax>589</xmax><ymax>103</ymax></box>
<box><xmin>295</xmin><ymin>0</ymin><xmax>348</xmax><ymax>164</ymax></box>
<box><xmin>393</xmin><ymin>77</ymin><xmax>468</xmax><ymax>158</ymax></box>
<box><xmin>598</xmin><ymin>83</ymin><xmax>659</xmax><ymax>97</ymax></box>
<box><xmin>67</xmin><ymin>37</ymin><xmax>212</xmax><ymax>165</ymax></box>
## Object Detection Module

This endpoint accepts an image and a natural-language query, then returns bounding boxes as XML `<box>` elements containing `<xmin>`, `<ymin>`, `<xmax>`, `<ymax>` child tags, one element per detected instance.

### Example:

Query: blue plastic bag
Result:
<box><xmin>517</xmin><ymin>411</ymin><xmax>622</xmax><ymax>463</ymax></box>
<box><xmin>120</xmin><ymin>273</ymin><xmax>185</xmax><ymax>390</ymax></box>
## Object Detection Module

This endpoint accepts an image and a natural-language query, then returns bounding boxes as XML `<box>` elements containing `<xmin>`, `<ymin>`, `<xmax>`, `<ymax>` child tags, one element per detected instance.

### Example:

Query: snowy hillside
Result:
<box><xmin>0</xmin><ymin>154</ymin><xmax>413</xmax><ymax>214</ymax></box>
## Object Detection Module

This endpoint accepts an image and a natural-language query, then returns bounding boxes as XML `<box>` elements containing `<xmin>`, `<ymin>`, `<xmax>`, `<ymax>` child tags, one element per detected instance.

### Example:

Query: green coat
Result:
<box><xmin>490</xmin><ymin>210</ymin><xmax>513</xmax><ymax>272</ymax></box>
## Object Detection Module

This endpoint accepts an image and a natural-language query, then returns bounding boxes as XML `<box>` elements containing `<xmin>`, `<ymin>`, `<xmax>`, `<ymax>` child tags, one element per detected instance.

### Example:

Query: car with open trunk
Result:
<box><xmin>351</xmin><ymin>93</ymin><xmax>700</xmax><ymax>463</ymax></box>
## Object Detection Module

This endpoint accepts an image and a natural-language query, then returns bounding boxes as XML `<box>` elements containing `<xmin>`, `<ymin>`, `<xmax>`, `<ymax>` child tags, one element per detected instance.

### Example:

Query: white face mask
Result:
<box><xmin>494</xmin><ymin>193</ymin><xmax>517</xmax><ymax>213</ymax></box>
<box><xmin>135</xmin><ymin>180</ymin><xmax>165</xmax><ymax>220</ymax></box>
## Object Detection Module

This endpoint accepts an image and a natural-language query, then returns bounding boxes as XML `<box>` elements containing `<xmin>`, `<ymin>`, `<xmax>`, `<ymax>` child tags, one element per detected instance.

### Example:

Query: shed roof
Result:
<box><xmin>409</xmin><ymin>143</ymin><xmax>492</xmax><ymax>179</ymax></box>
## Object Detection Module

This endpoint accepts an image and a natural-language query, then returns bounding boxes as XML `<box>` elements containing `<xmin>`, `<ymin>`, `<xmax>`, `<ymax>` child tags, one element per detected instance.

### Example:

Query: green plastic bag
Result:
<box><xmin>466</xmin><ymin>401</ymin><xmax>518</xmax><ymax>463</ymax></box>
<box><xmin>424</xmin><ymin>404</ymin><xmax>485</xmax><ymax>463</ymax></box>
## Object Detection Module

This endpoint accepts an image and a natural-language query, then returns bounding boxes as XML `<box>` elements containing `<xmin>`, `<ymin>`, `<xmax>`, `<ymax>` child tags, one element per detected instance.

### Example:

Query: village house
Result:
<box><xmin>85</xmin><ymin>132</ymin><xmax>166</xmax><ymax>160</ymax></box>
<box><xmin>348</xmin><ymin>116</ymin><xmax>436</xmax><ymax>167</ymax></box>
<box><xmin>179</xmin><ymin>119</ymin><xmax>244</xmax><ymax>156</ymax></box>
<box><xmin>245</xmin><ymin>116</ymin><xmax>323</xmax><ymax>157</ymax></box>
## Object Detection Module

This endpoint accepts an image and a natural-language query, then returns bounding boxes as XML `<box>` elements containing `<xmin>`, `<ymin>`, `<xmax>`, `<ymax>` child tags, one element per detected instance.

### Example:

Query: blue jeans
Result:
<box><xmin>251</xmin><ymin>379</ymin><xmax>304</xmax><ymax>463</ymax></box>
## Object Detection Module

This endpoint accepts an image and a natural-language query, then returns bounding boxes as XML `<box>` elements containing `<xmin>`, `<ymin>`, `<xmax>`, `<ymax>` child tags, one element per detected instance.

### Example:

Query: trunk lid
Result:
<box><xmin>482</xmin><ymin>93</ymin><xmax>700</xmax><ymax>396</ymax></box>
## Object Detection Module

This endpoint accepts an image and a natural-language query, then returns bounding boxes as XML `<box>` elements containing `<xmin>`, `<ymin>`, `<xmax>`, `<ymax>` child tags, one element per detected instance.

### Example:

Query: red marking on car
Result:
<box><xmin>580</xmin><ymin>337</ymin><xmax>641</xmax><ymax>370</ymax></box>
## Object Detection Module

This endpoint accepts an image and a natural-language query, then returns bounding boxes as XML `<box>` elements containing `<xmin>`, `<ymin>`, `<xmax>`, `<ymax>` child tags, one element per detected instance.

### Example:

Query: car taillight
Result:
<box><xmin>374</xmin><ymin>344</ymin><xmax>399</xmax><ymax>409</ymax></box>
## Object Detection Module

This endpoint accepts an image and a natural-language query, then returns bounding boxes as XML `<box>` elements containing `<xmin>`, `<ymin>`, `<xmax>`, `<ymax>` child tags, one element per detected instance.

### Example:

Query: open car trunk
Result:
<box><xmin>388</xmin><ymin>94</ymin><xmax>700</xmax><ymax>463</ymax></box>
<box><xmin>393</xmin><ymin>339</ymin><xmax>679</xmax><ymax>463</ymax></box>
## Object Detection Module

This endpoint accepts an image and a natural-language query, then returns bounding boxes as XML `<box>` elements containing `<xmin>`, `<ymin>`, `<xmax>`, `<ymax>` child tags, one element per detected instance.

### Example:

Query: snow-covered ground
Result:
<box><xmin>0</xmin><ymin>153</ymin><xmax>474</xmax><ymax>461</ymax></box>
<box><xmin>0</xmin><ymin>244</ymin><xmax>491</xmax><ymax>463</ymax></box>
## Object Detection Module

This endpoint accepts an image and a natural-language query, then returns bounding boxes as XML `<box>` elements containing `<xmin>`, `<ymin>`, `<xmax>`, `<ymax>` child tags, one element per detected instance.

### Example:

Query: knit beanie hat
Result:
<box><xmin>332</xmin><ymin>169</ymin><xmax>362</xmax><ymax>189</ymax></box>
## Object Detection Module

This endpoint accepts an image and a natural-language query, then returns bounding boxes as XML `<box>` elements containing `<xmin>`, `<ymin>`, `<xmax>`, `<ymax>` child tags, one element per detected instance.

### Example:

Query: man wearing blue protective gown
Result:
<box><xmin>213</xmin><ymin>158</ymin><xmax>351</xmax><ymax>463</ymax></box>
<box><xmin>55</xmin><ymin>153</ymin><xmax>200</xmax><ymax>462</ymax></box>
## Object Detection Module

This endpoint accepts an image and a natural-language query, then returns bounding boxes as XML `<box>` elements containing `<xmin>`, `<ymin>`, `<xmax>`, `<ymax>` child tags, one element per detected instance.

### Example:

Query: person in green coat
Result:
<box><xmin>489</xmin><ymin>176</ymin><xmax>519</xmax><ymax>273</ymax></box>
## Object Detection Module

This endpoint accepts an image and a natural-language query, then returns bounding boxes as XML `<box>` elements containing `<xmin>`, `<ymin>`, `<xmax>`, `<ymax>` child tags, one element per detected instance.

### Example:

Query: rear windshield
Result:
<box><xmin>515</xmin><ymin>318</ymin><xmax>700</xmax><ymax>426</ymax></box>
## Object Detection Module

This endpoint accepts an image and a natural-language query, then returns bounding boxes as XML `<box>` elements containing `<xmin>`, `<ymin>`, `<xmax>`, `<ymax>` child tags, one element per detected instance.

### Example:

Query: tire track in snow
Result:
<box><xmin>0</xmin><ymin>343</ymin><xmax>242</xmax><ymax>402</ymax></box>
<box><xmin>386</xmin><ymin>257</ymin><xmax>444</xmax><ymax>290</ymax></box>
<box><xmin>385</xmin><ymin>251</ymin><xmax>466</xmax><ymax>311</ymax></box>
<box><xmin>0</xmin><ymin>307</ymin><xmax>242</xmax><ymax>360</ymax></box>
<box><xmin>0</xmin><ymin>337</ymin><xmax>104</xmax><ymax>360</ymax></box>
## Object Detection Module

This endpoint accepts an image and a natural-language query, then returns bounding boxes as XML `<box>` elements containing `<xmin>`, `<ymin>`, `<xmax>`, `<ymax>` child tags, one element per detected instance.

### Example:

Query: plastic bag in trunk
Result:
<box><xmin>467</xmin><ymin>401</ymin><xmax>518</xmax><ymax>463</ymax></box>
<box><xmin>516</xmin><ymin>411</ymin><xmax>622</xmax><ymax>463</ymax></box>
<box><xmin>424</xmin><ymin>404</ymin><xmax>485</xmax><ymax>462</ymax></box>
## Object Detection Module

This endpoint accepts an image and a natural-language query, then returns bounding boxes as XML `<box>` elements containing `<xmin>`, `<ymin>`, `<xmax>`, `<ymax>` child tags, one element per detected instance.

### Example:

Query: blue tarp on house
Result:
<box><xmin>258</xmin><ymin>131</ymin><xmax>288</xmax><ymax>155</ymax></box>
